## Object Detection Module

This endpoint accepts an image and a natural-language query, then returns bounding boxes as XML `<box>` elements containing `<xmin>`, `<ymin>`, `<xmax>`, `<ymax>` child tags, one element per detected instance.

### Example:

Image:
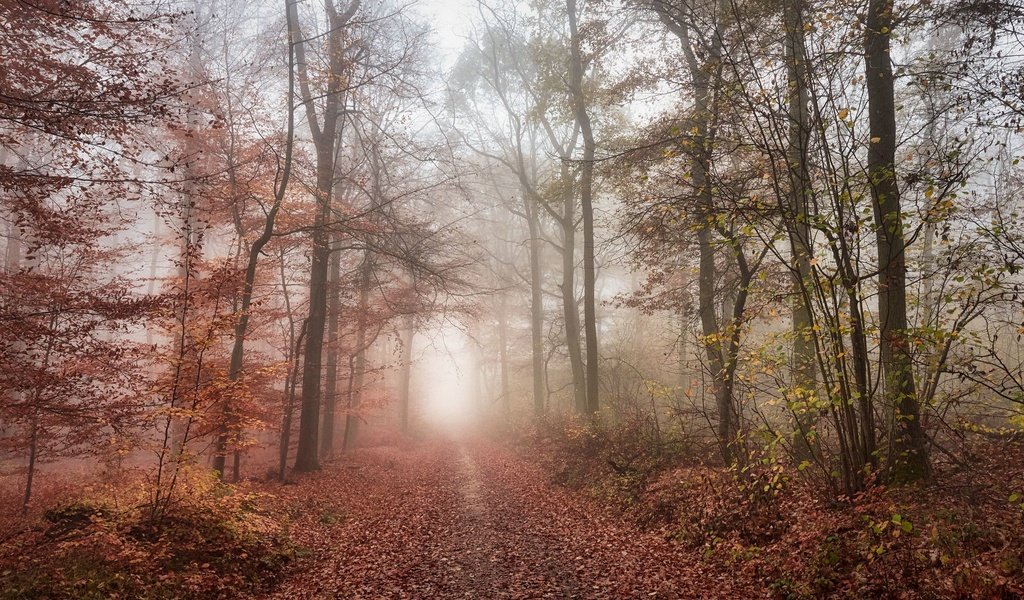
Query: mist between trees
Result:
<box><xmin>2</xmin><ymin>0</ymin><xmax>1024</xmax><ymax>555</ymax></box>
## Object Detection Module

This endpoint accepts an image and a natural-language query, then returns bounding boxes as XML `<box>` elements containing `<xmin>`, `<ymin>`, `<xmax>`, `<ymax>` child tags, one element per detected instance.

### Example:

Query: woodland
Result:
<box><xmin>1</xmin><ymin>0</ymin><xmax>1024</xmax><ymax>597</ymax></box>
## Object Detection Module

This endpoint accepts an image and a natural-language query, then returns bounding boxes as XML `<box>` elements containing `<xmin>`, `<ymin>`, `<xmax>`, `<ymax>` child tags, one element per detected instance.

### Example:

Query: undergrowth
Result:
<box><xmin>0</xmin><ymin>468</ymin><xmax>295</xmax><ymax>599</ymax></box>
<box><xmin>529</xmin><ymin>415</ymin><xmax>1024</xmax><ymax>599</ymax></box>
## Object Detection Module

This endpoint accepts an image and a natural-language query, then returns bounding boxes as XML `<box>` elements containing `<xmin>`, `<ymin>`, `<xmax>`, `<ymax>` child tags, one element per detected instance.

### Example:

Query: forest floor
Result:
<box><xmin>3</xmin><ymin>431</ymin><xmax>1021</xmax><ymax>598</ymax></box>
<box><xmin>257</xmin><ymin>436</ymin><xmax>755</xmax><ymax>599</ymax></box>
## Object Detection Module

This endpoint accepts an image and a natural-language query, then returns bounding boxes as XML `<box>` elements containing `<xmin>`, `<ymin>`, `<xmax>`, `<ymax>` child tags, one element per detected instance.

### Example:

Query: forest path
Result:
<box><xmin>260</xmin><ymin>437</ymin><xmax>749</xmax><ymax>599</ymax></box>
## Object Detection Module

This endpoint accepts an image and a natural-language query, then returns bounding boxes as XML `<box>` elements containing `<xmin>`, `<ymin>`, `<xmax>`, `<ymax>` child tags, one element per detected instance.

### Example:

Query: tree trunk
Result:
<box><xmin>342</xmin><ymin>252</ymin><xmax>373</xmax><ymax>451</ymax></box>
<box><xmin>279</xmin><ymin>320</ymin><xmax>306</xmax><ymax>482</ymax></box>
<box><xmin>145</xmin><ymin>213</ymin><xmax>160</xmax><ymax>347</ymax></box>
<box><xmin>213</xmin><ymin>28</ymin><xmax>294</xmax><ymax>476</ymax></box>
<box><xmin>524</xmin><ymin>198</ymin><xmax>546</xmax><ymax>416</ymax></box>
<box><xmin>864</xmin><ymin>0</ymin><xmax>930</xmax><ymax>482</ymax></box>
<box><xmin>566</xmin><ymin>0</ymin><xmax>599</xmax><ymax>415</ymax></box>
<box><xmin>677</xmin><ymin>308</ymin><xmax>689</xmax><ymax>395</ymax></box>
<box><xmin>497</xmin><ymin>292</ymin><xmax>511</xmax><ymax>414</ymax></box>
<box><xmin>783</xmin><ymin>0</ymin><xmax>819</xmax><ymax>460</ymax></box>
<box><xmin>294</xmin><ymin>146</ymin><xmax>333</xmax><ymax>472</ymax></box>
<box><xmin>653</xmin><ymin>0</ymin><xmax>735</xmax><ymax>463</ymax></box>
<box><xmin>399</xmin><ymin>316</ymin><xmax>415</xmax><ymax>434</ymax></box>
<box><xmin>290</xmin><ymin>0</ymin><xmax>357</xmax><ymax>472</ymax></box>
<box><xmin>560</xmin><ymin>162</ymin><xmax>587</xmax><ymax>413</ymax></box>
<box><xmin>320</xmin><ymin>237</ymin><xmax>342</xmax><ymax>457</ymax></box>
<box><xmin>21</xmin><ymin>415</ymin><xmax>38</xmax><ymax>516</ymax></box>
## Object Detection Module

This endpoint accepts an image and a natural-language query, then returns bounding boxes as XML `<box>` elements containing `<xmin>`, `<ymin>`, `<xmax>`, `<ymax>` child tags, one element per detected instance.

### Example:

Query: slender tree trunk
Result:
<box><xmin>693</xmin><ymin>109</ymin><xmax>736</xmax><ymax>461</ymax></box>
<box><xmin>3</xmin><ymin>217</ymin><xmax>20</xmax><ymax>442</ymax></box>
<box><xmin>320</xmin><ymin>238</ymin><xmax>342</xmax><ymax>457</ymax></box>
<box><xmin>279</xmin><ymin>320</ymin><xmax>306</xmax><ymax>481</ymax></box>
<box><xmin>21</xmin><ymin>415</ymin><xmax>38</xmax><ymax>516</ymax></box>
<box><xmin>560</xmin><ymin>163</ymin><xmax>587</xmax><ymax>412</ymax></box>
<box><xmin>653</xmin><ymin>0</ymin><xmax>735</xmax><ymax>463</ymax></box>
<box><xmin>677</xmin><ymin>308</ymin><xmax>689</xmax><ymax>394</ymax></box>
<box><xmin>524</xmin><ymin>199</ymin><xmax>546</xmax><ymax>416</ymax></box>
<box><xmin>342</xmin><ymin>252</ymin><xmax>373</xmax><ymax>451</ymax></box>
<box><xmin>783</xmin><ymin>0</ymin><xmax>819</xmax><ymax>459</ymax></box>
<box><xmin>146</xmin><ymin>213</ymin><xmax>160</xmax><ymax>347</ymax></box>
<box><xmin>566</xmin><ymin>0</ymin><xmax>599</xmax><ymax>414</ymax></box>
<box><xmin>213</xmin><ymin>29</ymin><xmax>295</xmax><ymax>477</ymax></box>
<box><xmin>844</xmin><ymin>263</ymin><xmax>877</xmax><ymax>479</ymax></box>
<box><xmin>864</xmin><ymin>0</ymin><xmax>930</xmax><ymax>482</ymax></box>
<box><xmin>399</xmin><ymin>316</ymin><xmax>415</xmax><ymax>433</ymax></box>
<box><xmin>22</xmin><ymin>312</ymin><xmax>55</xmax><ymax>514</ymax></box>
<box><xmin>497</xmin><ymin>292</ymin><xmax>511</xmax><ymax>414</ymax></box>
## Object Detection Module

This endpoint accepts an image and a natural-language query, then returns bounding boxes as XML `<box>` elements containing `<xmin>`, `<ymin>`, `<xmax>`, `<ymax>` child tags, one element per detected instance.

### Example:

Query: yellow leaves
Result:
<box><xmin>838</xmin><ymin>108</ymin><xmax>849</xmax><ymax>120</ymax></box>
<box><xmin>924</xmin><ymin>186</ymin><xmax>935</xmax><ymax>199</ymax></box>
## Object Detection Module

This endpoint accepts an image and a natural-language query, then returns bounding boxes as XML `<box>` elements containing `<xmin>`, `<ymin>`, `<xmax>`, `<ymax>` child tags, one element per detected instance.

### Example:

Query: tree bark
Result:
<box><xmin>783</xmin><ymin>0</ymin><xmax>819</xmax><ymax>460</ymax></box>
<box><xmin>864</xmin><ymin>0</ymin><xmax>930</xmax><ymax>482</ymax></box>
<box><xmin>320</xmin><ymin>237</ymin><xmax>342</xmax><ymax>457</ymax></box>
<box><xmin>566</xmin><ymin>0</ymin><xmax>599</xmax><ymax>415</ymax></box>
<box><xmin>399</xmin><ymin>316</ymin><xmax>415</xmax><ymax>433</ymax></box>
<box><xmin>497</xmin><ymin>292</ymin><xmax>511</xmax><ymax>414</ymax></box>
<box><xmin>559</xmin><ymin>162</ymin><xmax>588</xmax><ymax>413</ymax></box>
<box><xmin>342</xmin><ymin>251</ymin><xmax>373</xmax><ymax>451</ymax></box>
<box><xmin>291</xmin><ymin>0</ymin><xmax>360</xmax><ymax>472</ymax></box>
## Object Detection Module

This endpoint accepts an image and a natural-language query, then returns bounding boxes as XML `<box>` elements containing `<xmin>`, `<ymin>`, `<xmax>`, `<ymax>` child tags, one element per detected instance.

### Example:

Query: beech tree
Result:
<box><xmin>0</xmin><ymin>0</ymin><xmax>178</xmax><ymax>511</ymax></box>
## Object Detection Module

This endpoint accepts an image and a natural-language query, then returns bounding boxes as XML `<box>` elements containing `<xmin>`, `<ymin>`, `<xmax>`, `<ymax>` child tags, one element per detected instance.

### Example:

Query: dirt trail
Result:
<box><xmin>260</xmin><ymin>438</ymin><xmax>752</xmax><ymax>599</ymax></box>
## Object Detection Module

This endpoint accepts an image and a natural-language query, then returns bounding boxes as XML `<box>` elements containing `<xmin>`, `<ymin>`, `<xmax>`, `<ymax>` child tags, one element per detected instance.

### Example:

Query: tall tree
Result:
<box><xmin>290</xmin><ymin>0</ymin><xmax>361</xmax><ymax>473</ymax></box>
<box><xmin>650</xmin><ymin>0</ymin><xmax>740</xmax><ymax>462</ymax></box>
<box><xmin>781</xmin><ymin>0</ymin><xmax>818</xmax><ymax>458</ymax></box>
<box><xmin>212</xmin><ymin>4</ymin><xmax>296</xmax><ymax>477</ymax></box>
<box><xmin>566</xmin><ymin>0</ymin><xmax>600</xmax><ymax>414</ymax></box>
<box><xmin>864</xmin><ymin>0</ymin><xmax>930</xmax><ymax>481</ymax></box>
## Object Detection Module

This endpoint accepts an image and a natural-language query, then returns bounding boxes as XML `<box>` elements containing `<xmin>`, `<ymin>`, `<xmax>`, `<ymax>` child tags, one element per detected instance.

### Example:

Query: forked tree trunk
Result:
<box><xmin>652</xmin><ymin>0</ymin><xmax>737</xmax><ymax>463</ymax></box>
<box><xmin>291</xmin><ymin>0</ymin><xmax>361</xmax><ymax>472</ymax></box>
<box><xmin>212</xmin><ymin>38</ymin><xmax>294</xmax><ymax>476</ymax></box>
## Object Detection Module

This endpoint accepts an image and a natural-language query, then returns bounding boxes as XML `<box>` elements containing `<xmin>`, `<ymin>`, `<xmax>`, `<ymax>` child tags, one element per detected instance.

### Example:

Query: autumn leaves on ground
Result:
<box><xmin>263</xmin><ymin>437</ymin><xmax>744</xmax><ymax>599</ymax></box>
<box><xmin>2</xmin><ymin>425</ymin><xmax>1023</xmax><ymax>599</ymax></box>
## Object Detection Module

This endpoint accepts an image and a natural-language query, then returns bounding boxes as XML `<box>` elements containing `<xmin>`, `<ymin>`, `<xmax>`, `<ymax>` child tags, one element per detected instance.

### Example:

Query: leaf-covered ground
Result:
<box><xmin>5</xmin><ymin>433</ymin><xmax>1020</xmax><ymax>598</ymax></box>
<box><xmin>258</xmin><ymin>438</ymin><xmax>756</xmax><ymax>599</ymax></box>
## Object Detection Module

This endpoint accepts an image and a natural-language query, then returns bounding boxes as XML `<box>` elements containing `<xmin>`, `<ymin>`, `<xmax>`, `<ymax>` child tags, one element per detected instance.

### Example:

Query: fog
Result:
<box><xmin>2</xmin><ymin>0</ymin><xmax>1024</xmax><ymax>509</ymax></box>
<box><xmin>417</xmin><ymin>325</ymin><xmax>478</xmax><ymax>431</ymax></box>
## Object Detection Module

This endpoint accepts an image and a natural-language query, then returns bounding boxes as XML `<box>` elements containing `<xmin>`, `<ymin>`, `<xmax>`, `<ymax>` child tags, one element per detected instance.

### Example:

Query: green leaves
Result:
<box><xmin>891</xmin><ymin>513</ymin><xmax>913</xmax><ymax>534</ymax></box>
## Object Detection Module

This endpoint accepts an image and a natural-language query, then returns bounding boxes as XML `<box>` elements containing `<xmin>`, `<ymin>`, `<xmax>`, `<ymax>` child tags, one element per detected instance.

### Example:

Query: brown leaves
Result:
<box><xmin>259</xmin><ymin>439</ymin><xmax>756</xmax><ymax>599</ymax></box>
